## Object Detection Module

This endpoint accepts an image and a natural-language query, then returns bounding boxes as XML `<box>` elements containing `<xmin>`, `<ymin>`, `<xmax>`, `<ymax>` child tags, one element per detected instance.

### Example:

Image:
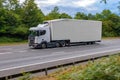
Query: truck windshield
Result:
<box><xmin>29</xmin><ymin>30</ymin><xmax>39</xmax><ymax>36</ymax></box>
<box><xmin>29</xmin><ymin>30</ymin><xmax>46</xmax><ymax>36</ymax></box>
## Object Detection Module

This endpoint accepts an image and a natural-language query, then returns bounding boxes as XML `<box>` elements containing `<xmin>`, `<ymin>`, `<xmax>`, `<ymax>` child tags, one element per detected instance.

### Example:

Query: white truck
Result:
<box><xmin>28</xmin><ymin>19</ymin><xmax>102</xmax><ymax>48</ymax></box>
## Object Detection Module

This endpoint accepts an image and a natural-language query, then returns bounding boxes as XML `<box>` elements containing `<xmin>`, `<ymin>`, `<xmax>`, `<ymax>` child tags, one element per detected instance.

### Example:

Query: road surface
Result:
<box><xmin>0</xmin><ymin>39</ymin><xmax>120</xmax><ymax>77</ymax></box>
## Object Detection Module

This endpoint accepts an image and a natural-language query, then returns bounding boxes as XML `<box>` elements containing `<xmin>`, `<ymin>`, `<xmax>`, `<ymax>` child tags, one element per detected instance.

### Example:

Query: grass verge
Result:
<box><xmin>102</xmin><ymin>37</ymin><xmax>120</xmax><ymax>40</ymax></box>
<box><xmin>0</xmin><ymin>37</ymin><xmax>27</xmax><ymax>46</ymax></box>
<box><xmin>31</xmin><ymin>54</ymin><xmax>120</xmax><ymax>80</ymax></box>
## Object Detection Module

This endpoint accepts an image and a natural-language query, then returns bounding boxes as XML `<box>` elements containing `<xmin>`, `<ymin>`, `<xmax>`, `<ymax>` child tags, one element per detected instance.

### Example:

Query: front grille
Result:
<box><xmin>28</xmin><ymin>36</ymin><xmax>35</xmax><ymax>46</ymax></box>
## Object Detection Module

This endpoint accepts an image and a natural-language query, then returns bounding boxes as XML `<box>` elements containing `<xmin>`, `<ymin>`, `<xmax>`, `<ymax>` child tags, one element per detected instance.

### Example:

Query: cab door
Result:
<box><xmin>37</xmin><ymin>27</ymin><xmax>50</xmax><ymax>44</ymax></box>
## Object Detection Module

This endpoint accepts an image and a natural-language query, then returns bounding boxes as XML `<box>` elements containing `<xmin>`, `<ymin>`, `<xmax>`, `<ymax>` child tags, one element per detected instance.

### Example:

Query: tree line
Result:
<box><xmin>0</xmin><ymin>0</ymin><xmax>120</xmax><ymax>41</ymax></box>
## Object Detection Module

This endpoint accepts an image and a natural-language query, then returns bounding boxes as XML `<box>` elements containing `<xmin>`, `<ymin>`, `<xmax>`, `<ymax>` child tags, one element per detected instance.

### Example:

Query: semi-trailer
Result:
<box><xmin>28</xmin><ymin>19</ymin><xmax>102</xmax><ymax>48</ymax></box>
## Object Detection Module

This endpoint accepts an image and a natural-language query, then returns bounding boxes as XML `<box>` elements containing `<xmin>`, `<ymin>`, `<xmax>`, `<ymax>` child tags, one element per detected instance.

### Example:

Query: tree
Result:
<box><xmin>0</xmin><ymin>0</ymin><xmax>45</xmax><ymax>39</ymax></box>
<box><xmin>45</xmin><ymin>6</ymin><xmax>60</xmax><ymax>20</ymax></box>
<box><xmin>0</xmin><ymin>9</ymin><xmax>21</xmax><ymax>36</ymax></box>
<box><xmin>0</xmin><ymin>0</ymin><xmax>5</xmax><ymax>8</ymax></box>
<box><xmin>59</xmin><ymin>13</ymin><xmax>72</xmax><ymax>19</ymax></box>
<box><xmin>98</xmin><ymin>9</ymin><xmax>120</xmax><ymax>37</ymax></box>
<box><xmin>74</xmin><ymin>12</ymin><xmax>87</xmax><ymax>19</ymax></box>
<box><xmin>87</xmin><ymin>13</ymin><xmax>95</xmax><ymax>20</ymax></box>
<box><xmin>22</xmin><ymin>0</ymin><xmax>44</xmax><ymax>27</ymax></box>
<box><xmin>4</xmin><ymin>0</ymin><xmax>20</xmax><ymax>10</ymax></box>
<box><xmin>101</xmin><ymin>9</ymin><xmax>112</xmax><ymax>20</ymax></box>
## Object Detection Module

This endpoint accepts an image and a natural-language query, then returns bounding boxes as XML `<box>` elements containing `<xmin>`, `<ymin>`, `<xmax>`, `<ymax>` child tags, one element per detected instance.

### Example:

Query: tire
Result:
<box><xmin>55</xmin><ymin>42</ymin><xmax>60</xmax><ymax>47</ymax></box>
<box><xmin>61</xmin><ymin>42</ymin><xmax>66</xmax><ymax>47</ymax></box>
<box><xmin>89</xmin><ymin>42</ymin><xmax>95</xmax><ymax>45</ymax></box>
<box><xmin>87</xmin><ymin>42</ymin><xmax>90</xmax><ymax>45</ymax></box>
<box><xmin>41</xmin><ymin>43</ymin><xmax>47</xmax><ymax>49</ymax></box>
<box><xmin>92</xmin><ymin>42</ymin><xmax>95</xmax><ymax>44</ymax></box>
<box><xmin>66</xmin><ymin>41</ymin><xmax>70</xmax><ymax>46</ymax></box>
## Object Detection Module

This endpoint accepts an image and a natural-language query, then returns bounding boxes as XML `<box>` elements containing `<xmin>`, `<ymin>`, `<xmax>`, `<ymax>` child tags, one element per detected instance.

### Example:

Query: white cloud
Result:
<box><xmin>37</xmin><ymin>0</ymin><xmax>60</xmax><ymax>5</ymax></box>
<box><xmin>73</xmin><ymin>0</ymin><xmax>97</xmax><ymax>8</ymax></box>
<box><xmin>35</xmin><ymin>0</ymin><xmax>60</xmax><ymax>8</ymax></box>
<box><xmin>35</xmin><ymin>0</ymin><xmax>97</xmax><ymax>8</ymax></box>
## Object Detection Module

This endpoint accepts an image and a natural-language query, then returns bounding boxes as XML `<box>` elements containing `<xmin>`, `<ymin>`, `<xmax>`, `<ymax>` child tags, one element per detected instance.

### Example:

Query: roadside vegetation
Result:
<box><xmin>0</xmin><ymin>0</ymin><xmax>120</xmax><ymax>43</ymax></box>
<box><xmin>0</xmin><ymin>37</ymin><xmax>27</xmax><ymax>46</ymax></box>
<box><xmin>30</xmin><ymin>54</ymin><xmax>120</xmax><ymax>80</ymax></box>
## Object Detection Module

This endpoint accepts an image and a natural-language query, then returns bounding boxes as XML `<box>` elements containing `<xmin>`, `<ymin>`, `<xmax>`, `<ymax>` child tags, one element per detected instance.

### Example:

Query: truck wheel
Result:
<box><xmin>55</xmin><ymin>42</ymin><xmax>60</xmax><ymax>47</ymax></box>
<box><xmin>41</xmin><ymin>43</ymin><xmax>47</xmax><ymax>49</ymax></box>
<box><xmin>61</xmin><ymin>42</ymin><xmax>66</xmax><ymax>47</ymax></box>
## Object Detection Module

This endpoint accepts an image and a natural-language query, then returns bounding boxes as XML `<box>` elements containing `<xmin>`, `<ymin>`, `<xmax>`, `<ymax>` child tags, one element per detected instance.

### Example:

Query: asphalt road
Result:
<box><xmin>0</xmin><ymin>39</ymin><xmax>120</xmax><ymax>77</ymax></box>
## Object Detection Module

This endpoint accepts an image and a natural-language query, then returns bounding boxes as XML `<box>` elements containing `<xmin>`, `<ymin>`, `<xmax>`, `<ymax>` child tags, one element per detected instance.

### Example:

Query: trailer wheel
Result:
<box><xmin>66</xmin><ymin>41</ymin><xmax>70</xmax><ymax>46</ymax></box>
<box><xmin>55</xmin><ymin>42</ymin><xmax>60</xmax><ymax>47</ymax></box>
<box><xmin>41</xmin><ymin>43</ymin><xmax>47</xmax><ymax>49</ymax></box>
<box><xmin>91</xmin><ymin>42</ymin><xmax>95</xmax><ymax>44</ymax></box>
<box><xmin>87</xmin><ymin>42</ymin><xmax>90</xmax><ymax>45</ymax></box>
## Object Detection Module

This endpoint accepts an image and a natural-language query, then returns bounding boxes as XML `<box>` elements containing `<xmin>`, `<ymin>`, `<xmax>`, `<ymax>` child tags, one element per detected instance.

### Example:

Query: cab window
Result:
<box><xmin>40</xmin><ymin>30</ymin><xmax>46</xmax><ymax>35</ymax></box>
<box><xmin>29</xmin><ymin>30</ymin><xmax>39</xmax><ymax>36</ymax></box>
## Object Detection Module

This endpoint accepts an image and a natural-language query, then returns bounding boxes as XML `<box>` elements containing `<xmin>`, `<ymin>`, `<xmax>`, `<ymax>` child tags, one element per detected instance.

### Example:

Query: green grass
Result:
<box><xmin>102</xmin><ymin>37</ymin><xmax>120</xmax><ymax>40</ymax></box>
<box><xmin>0</xmin><ymin>37</ymin><xmax>27</xmax><ymax>46</ymax></box>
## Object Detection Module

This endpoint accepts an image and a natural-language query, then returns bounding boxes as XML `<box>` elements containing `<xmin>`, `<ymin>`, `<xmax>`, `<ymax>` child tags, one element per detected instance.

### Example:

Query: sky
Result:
<box><xmin>20</xmin><ymin>0</ymin><xmax>120</xmax><ymax>17</ymax></box>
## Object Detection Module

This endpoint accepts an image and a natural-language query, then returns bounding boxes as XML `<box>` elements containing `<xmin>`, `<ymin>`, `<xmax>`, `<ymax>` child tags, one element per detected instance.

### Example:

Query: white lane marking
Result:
<box><xmin>0</xmin><ymin>52</ymin><xmax>12</xmax><ymax>55</ymax></box>
<box><xmin>0</xmin><ymin>48</ymin><xmax>13</xmax><ymax>50</ymax></box>
<box><xmin>53</xmin><ymin>51</ymin><xmax>65</xmax><ymax>54</ymax></box>
<box><xmin>18</xmin><ymin>50</ymin><xmax>27</xmax><ymax>53</ymax></box>
<box><xmin>0</xmin><ymin>50</ymin><xmax>28</xmax><ymax>55</ymax></box>
<box><xmin>1</xmin><ymin>48</ymin><xmax>120</xmax><ymax>72</ymax></box>
<box><xmin>31</xmin><ymin>50</ymin><xmax>36</xmax><ymax>51</ymax></box>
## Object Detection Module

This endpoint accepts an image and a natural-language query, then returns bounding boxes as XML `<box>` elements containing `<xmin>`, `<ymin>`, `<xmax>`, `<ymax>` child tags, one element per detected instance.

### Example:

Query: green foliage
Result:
<box><xmin>59</xmin><ymin>13</ymin><xmax>72</xmax><ymax>19</ymax></box>
<box><xmin>100</xmin><ymin>10</ymin><xmax>120</xmax><ymax>37</ymax></box>
<box><xmin>0</xmin><ymin>0</ymin><xmax>44</xmax><ymax>41</ymax></box>
<box><xmin>58</xmin><ymin>55</ymin><xmax>120</xmax><ymax>80</ymax></box>
<box><xmin>0</xmin><ymin>37</ymin><xmax>23</xmax><ymax>43</ymax></box>
<box><xmin>45</xmin><ymin>6</ymin><xmax>60</xmax><ymax>20</ymax></box>
<box><xmin>87</xmin><ymin>13</ymin><xmax>95</xmax><ymax>20</ymax></box>
<box><xmin>18</xmin><ymin>72</ymin><xmax>31</xmax><ymax>80</ymax></box>
<box><xmin>74</xmin><ymin>12</ymin><xmax>88</xmax><ymax>19</ymax></box>
<box><xmin>45</xmin><ymin>6</ymin><xmax>72</xmax><ymax>20</ymax></box>
<box><xmin>22</xmin><ymin>0</ymin><xmax>44</xmax><ymax>27</ymax></box>
<box><xmin>13</xmin><ymin>24</ymin><xmax>29</xmax><ymax>38</ymax></box>
<box><xmin>0</xmin><ymin>0</ymin><xmax>120</xmax><ymax>42</ymax></box>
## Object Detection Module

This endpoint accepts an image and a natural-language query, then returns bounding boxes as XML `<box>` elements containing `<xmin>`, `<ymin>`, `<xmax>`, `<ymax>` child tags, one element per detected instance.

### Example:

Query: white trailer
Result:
<box><xmin>28</xmin><ymin>19</ymin><xmax>102</xmax><ymax>48</ymax></box>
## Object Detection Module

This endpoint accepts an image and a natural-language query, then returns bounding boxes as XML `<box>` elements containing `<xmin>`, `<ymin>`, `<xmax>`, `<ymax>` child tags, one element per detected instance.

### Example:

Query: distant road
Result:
<box><xmin>0</xmin><ymin>39</ymin><xmax>120</xmax><ymax>77</ymax></box>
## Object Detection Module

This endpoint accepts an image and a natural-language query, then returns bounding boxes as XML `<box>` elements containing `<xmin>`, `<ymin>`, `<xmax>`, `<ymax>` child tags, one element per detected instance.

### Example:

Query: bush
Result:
<box><xmin>58</xmin><ymin>55</ymin><xmax>120</xmax><ymax>80</ymax></box>
<box><xmin>0</xmin><ymin>37</ymin><xmax>24</xmax><ymax>43</ymax></box>
<box><xmin>18</xmin><ymin>72</ymin><xmax>31</xmax><ymax>80</ymax></box>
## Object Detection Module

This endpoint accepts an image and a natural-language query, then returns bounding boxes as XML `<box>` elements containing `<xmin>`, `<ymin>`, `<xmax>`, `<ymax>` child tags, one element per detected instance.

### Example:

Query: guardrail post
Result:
<box><xmin>91</xmin><ymin>58</ymin><xmax>95</xmax><ymax>62</ymax></box>
<box><xmin>5</xmin><ymin>76</ymin><xmax>8</xmax><ymax>80</ymax></box>
<box><xmin>45</xmin><ymin>68</ymin><xmax>48</xmax><ymax>76</ymax></box>
<box><xmin>73</xmin><ymin>62</ymin><xmax>75</xmax><ymax>66</ymax></box>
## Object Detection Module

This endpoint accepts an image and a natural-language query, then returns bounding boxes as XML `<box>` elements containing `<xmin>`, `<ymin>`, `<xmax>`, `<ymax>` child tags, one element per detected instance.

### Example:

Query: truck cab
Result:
<box><xmin>29</xmin><ymin>24</ymin><xmax>50</xmax><ymax>48</ymax></box>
